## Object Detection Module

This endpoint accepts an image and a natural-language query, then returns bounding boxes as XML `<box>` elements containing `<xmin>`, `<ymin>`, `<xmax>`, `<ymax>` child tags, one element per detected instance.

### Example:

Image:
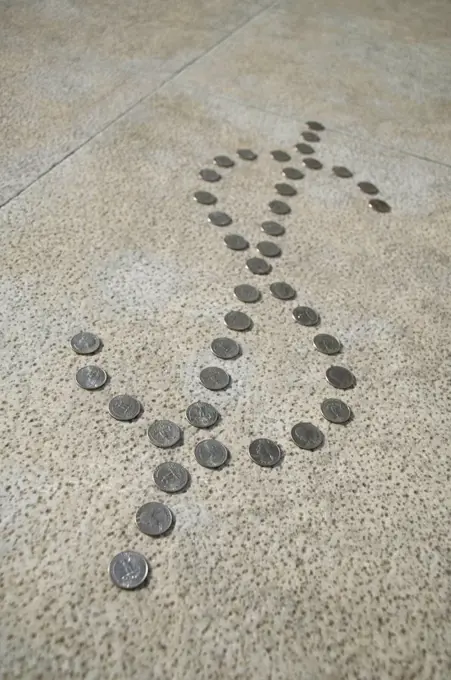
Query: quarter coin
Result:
<box><xmin>358</xmin><ymin>181</ymin><xmax>378</xmax><ymax>195</ymax></box>
<box><xmin>306</xmin><ymin>121</ymin><xmax>325</xmax><ymax>131</ymax></box>
<box><xmin>194</xmin><ymin>190</ymin><xmax>217</xmax><ymax>205</ymax></box>
<box><xmin>268</xmin><ymin>200</ymin><xmax>291</xmax><ymax>215</ymax></box>
<box><xmin>210</xmin><ymin>337</ymin><xmax>241</xmax><ymax>360</ymax></box>
<box><xmin>148</xmin><ymin>420</ymin><xmax>181</xmax><ymax>448</ymax></box>
<box><xmin>76</xmin><ymin>365</ymin><xmax>107</xmax><ymax>390</ymax></box>
<box><xmin>302</xmin><ymin>158</ymin><xmax>323</xmax><ymax>170</ymax></box>
<box><xmin>209</xmin><ymin>211</ymin><xmax>232</xmax><ymax>227</ymax></box>
<box><xmin>214</xmin><ymin>155</ymin><xmax>234</xmax><ymax>168</ymax></box>
<box><xmin>186</xmin><ymin>401</ymin><xmax>219</xmax><ymax>428</ymax></box>
<box><xmin>295</xmin><ymin>143</ymin><xmax>314</xmax><ymax>155</ymax></box>
<box><xmin>234</xmin><ymin>284</ymin><xmax>260</xmax><ymax>303</ymax></box>
<box><xmin>269</xmin><ymin>281</ymin><xmax>296</xmax><ymax>300</ymax></box>
<box><xmin>292</xmin><ymin>306</ymin><xmax>320</xmax><ymax>326</ymax></box>
<box><xmin>291</xmin><ymin>422</ymin><xmax>324</xmax><ymax>450</ymax></box>
<box><xmin>321</xmin><ymin>398</ymin><xmax>352</xmax><ymax>424</ymax></box>
<box><xmin>249</xmin><ymin>439</ymin><xmax>282</xmax><ymax>467</ymax></box>
<box><xmin>224</xmin><ymin>310</ymin><xmax>253</xmax><ymax>330</ymax></box>
<box><xmin>369</xmin><ymin>198</ymin><xmax>391</xmax><ymax>213</ymax></box>
<box><xmin>246</xmin><ymin>257</ymin><xmax>271</xmax><ymax>275</ymax></box>
<box><xmin>70</xmin><ymin>331</ymin><xmax>101</xmax><ymax>355</ymax></box>
<box><xmin>135</xmin><ymin>502</ymin><xmax>173</xmax><ymax>537</ymax></box>
<box><xmin>282</xmin><ymin>167</ymin><xmax>303</xmax><ymax>180</ymax></box>
<box><xmin>200</xmin><ymin>366</ymin><xmax>230</xmax><ymax>391</ymax></box>
<box><xmin>302</xmin><ymin>131</ymin><xmax>320</xmax><ymax>142</ymax></box>
<box><xmin>332</xmin><ymin>166</ymin><xmax>353</xmax><ymax>178</ymax></box>
<box><xmin>313</xmin><ymin>333</ymin><xmax>341</xmax><ymax>355</ymax></box>
<box><xmin>195</xmin><ymin>439</ymin><xmax>228</xmax><ymax>468</ymax></box>
<box><xmin>237</xmin><ymin>148</ymin><xmax>257</xmax><ymax>161</ymax></box>
<box><xmin>275</xmin><ymin>182</ymin><xmax>296</xmax><ymax>197</ymax></box>
<box><xmin>261</xmin><ymin>221</ymin><xmax>285</xmax><ymax>237</ymax></box>
<box><xmin>224</xmin><ymin>234</ymin><xmax>249</xmax><ymax>250</ymax></box>
<box><xmin>109</xmin><ymin>551</ymin><xmax>149</xmax><ymax>590</ymax></box>
<box><xmin>108</xmin><ymin>395</ymin><xmax>141</xmax><ymax>421</ymax></box>
<box><xmin>326</xmin><ymin>365</ymin><xmax>356</xmax><ymax>389</ymax></box>
<box><xmin>257</xmin><ymin>241</ymin><xmax>281</xmax><ymax>258</ymax></box>
<box><xmin>153</xmin><ymin>462</ymin><xmax>189</xmax><ymax>493</ymax></box>
<box><xmin>271</xmin><ymin>150</ymin><xmax>291</xmax><ymax>162</ymax></box>
<box><xmin>199</xmin><ymin>168</ymin><xmax>221</xmax><ymax>182</ymax></box>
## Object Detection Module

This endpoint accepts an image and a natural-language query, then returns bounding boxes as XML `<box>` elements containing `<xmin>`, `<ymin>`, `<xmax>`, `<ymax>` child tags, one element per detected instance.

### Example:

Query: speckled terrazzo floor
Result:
<box><xmin>1</xmin><ymin>0</ymin><xmax>451</xmax><ymax>678</ymax></box>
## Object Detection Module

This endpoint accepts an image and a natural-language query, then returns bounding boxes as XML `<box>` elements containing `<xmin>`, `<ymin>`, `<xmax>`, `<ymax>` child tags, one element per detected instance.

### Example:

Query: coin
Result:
<box><xmin>70</xmin><ymin>331</ymin><xmax>101</xmax><ymax>355</ymax></box>
<box><xmin>210</xmin><ymin>337</ymin><xmax>241</xmax><ymax>359</ymax></box>
<box><xmin>269</xmin><ymin>200</ymin><xmax>291</xmax><ymax>215</ymax></box>
<box><xmin>76</xmin><ymin>365</ymin><xmax>108</xmax><ymax>390</ymax></box>
<box><xmin>326</xmin><ymin>365</ymin><xmax>356</xmax><ymax>389</ymax></box>
<box><xmin>199</xmin><ymin>168</ymin><xmax>221</xmax><ymax>182</ymax></box>
<box><xmin>282</xmin><ymin>167</ymin><xmax>303</xmax><ymax>180</ymax></box>
<box><xmin>291</xmin><ymin>422</ymin><xmax>324</xmax><ymax>450</ymax></box>
<box><xmin>332</xmin><ymin>166</ymin><xmax>353</xmax><ymax>178</ymax></box>
<box><xmin>358</xmin><ymin>181</ymin><xmax>378</xmax><ymax>195</ymax></box>
<box><xmin>271</xmin><ymin>150</ymin><xmax>291</xmax><ymax>162</ymax></box>
<box><xmin>224</xmin><ymin>310</ymin><xmax>252</xmax><ymax>331</ymax></box>
<box><xmin>313</xmin><ymin>333</ymin><xmax>341</xmax><ymax>355</ymax></box>
<box><xmin>194</xmin><ymin>190</ymin><xmax>217</xmax><ymax>205</ymax></box>
<box><xmin>246</xmin><ymin>257</ymin><xmax>271</xmax><ymax>275</ymax></box>
<box><xmin>195</xmin><ymin>439</ymin><xmax>228</xmax><ymax>468</ymax></box>
<box><xmin>109</xmin><ymin>551</ymin><xmax>149</xmax><ymax>590</ymax></box>
<box><xmin>270</xmin><ymin>281</ymin><xmax>296</xmax><ymax>300</ymax></box>
<box><xmin>200</xmin><ymin>366</ymin><xmax>230</xmax><ymax>390</ymax></box>
<box><xmin>302</xmin><ymin>131</ymin><xmax>320</xmax><ymax>143</ymax></box>
<box><xmin>306</xmin><ymin>121</ymin><xmax>325</xmax><ymax>131</ymax></box>
<box><xmin>153</xmin><ymin>462</ymin><xmax>189</xmax><ymax>493</ymax></box>
<box><xmin>302</xmin><ymin>158</ymin><xmax>323</xmax><ymax>170</ymax></box>
<box><xmin>135</xmin><ymin>502</ymin><xmax>173</xmax><ymax>536</ymax></box>
<box><xmin>257</xmin><ymin>241</ymin><xmax>281</xmax><ymax>258</ymax></box>
<box><xmin>209</xmin><ymin>211</ymin><xmax>232</xmax><ymax>227</ymax></box>
<box><xmin>237</xmin><ymin>148</ymin><xmax>257</xmax><ymax>161</ymax></box>
<box><xmin>261</xmin><ymin>221</ymin><xmax>285</xmax><ymax>237</ymax></box>
<box><xmin>224</xmin><ymin>234</ymin><xmax>249</xmax><ymax>251</ymax></box>
<box><xmin>214</xmin><ymin>155</ymin><xmax>234</xmax><ymax>168</ymax></box>
<box><xmin>369</xmin><ymin>198</ymin><xmax>391</xmax><ymax>213</ymax></box>
<box><xmin>186</xmin><ymin>401</ymin><xmax>219</xmax><ymax>428</ymax></box>
<box><xmin>321</xmin><ymin>398</ymin><xmax>352</xmax><ymax>424</ymax></box>
<box><xmin>234</xmin><ymin>284</ymin><xmax>260</xmax><ymax>303</ymax></box>
<box><xmin>148</xmin><ymin>420</ymin><xmax>181</xmax><ymax>448</ymax></box>
<box><xmin>295</xmin><ymin>143</ymin><xmax>314</xmax><ymax>155</ymax></box>
<box><xmin>108</xmin><ymin>395</ymin><xmax>141</xmax><ymax>421</ymax></box>
<box><xmin>292</xmin><ymin>306</ymin><xmax>320</xmax><ymax>326</ymax></box>
<box><xmin>275</xmin><ymin>182</ymin><xmax>297</xmax><ymax>197</ymax></box>
<box><xmin>249</xmin><ymin>438</ymin><xmax>282</xmax><ymax>467</ymax></box>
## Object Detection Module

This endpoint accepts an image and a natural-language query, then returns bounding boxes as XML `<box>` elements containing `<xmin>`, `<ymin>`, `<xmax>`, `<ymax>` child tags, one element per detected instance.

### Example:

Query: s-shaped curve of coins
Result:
<box><xmin>70</xmin><ymin>121</ymin><xmax>390</xmax><ymax>590</ymax></box>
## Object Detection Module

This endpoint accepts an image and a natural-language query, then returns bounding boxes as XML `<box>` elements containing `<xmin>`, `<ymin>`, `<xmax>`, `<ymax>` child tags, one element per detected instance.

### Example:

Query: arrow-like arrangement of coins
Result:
<box><xmin>70</xmin><ymin>121</ymin><xmax>390</xmax><ymax>590</ymax></box>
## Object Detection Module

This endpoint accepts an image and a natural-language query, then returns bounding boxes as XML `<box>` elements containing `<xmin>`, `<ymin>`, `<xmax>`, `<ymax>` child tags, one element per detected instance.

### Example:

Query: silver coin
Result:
<box><xmin>313</xmin><ymin>333</ymin><xmax>341</xmax><ymax>355</ymax></box>
<box><xmin>261</xmin><ymin>221</ymin><xmax>285</xmax><ymax>237</ymax></box>
<box><xmin>195</xmin><ymin>439</ymin><xmax>228</xmax><ymax>468</ymax></box>
<box><xmin>303</xmin><ymin>158</ymin><xmax>323</xmax><ymax>170</ymax></box>
<box><xmin>257</xmin><ymin>241</ymin><xmax>281</xmax><ymax>258</ymax></box>
<box><xmin>271</xmin><ymin>150</ymin><xmax>291</xmax><ymax>162</ymax></box>
<box><xmin>148</xmin><ymin>420</ymin><xmax>181</xmax><ymax>448</ymax></box>
<box><xmin>209</xmin><ymin>211</ymin><xmax>232</xmax><ymax>227</ymax></box>
<box><xmin>275</xmin><ymin>182</ymin><xmax>297</xmax><ymax>197</ymax></box>
<box><xmin>292</xmin><ymin>306</ymin><xmax>320</xmax><ymax>326</ymax></box>
<box><xmin>270</xmin><ymin>281</ymin><xmax>296</xmax><ymax>300</ymax></box>
<box><xmin>200</xmin><ymin>366</ymin><xmax>230</xmax><ymax>390</ymax></box>
<box><xmin>246</xmin><ymin>257</ymin><xmax>271</xmax><ymax>275</ymax></box>
<box><xmin>332</xmin><ymin>166</ymin><xmax>353</xmax><ymax>178</ymax></box>
<box><xmin>237</xmin><ymin>148</ymin><xmax>257</xmax><ymax>161</ymax></box>
<box><xmin>214</xmin><ymin>155</ymin><xmax>234</xmax><ymax>168</ymax></box>
<box><xmin>369</xmin><ymin>198</ymin><xmax>391</xmax><ymax>213</ymax></box>
<box><xmin>282</xmin><ymin>167</ymin><xmax>303</xmax><ymax>180</ymax></box>
<box><xmin>224</xmin><ymin>234</ymin><xmax>249</xmax><ymax>251</ymax></box>
<box><xmin>76</xmin><ymin>365</ymin><xmax>108</xmax><ymax>390</ymax></box>
<box><xmin>210</xmin><ymin>337</ymin><xmax>241</xmax><ymax>360</ymax></box>
<box><xmin>306</xmin><ymin>121</ymin><xmax>325</xmax><ymax>131</ymax></box>
<box><xmin>269</xmin><ymin>200</ymin><xmax>291</xmax><ymax>215</ymax></box>
<box><xmin>224</xmin><ymin>310</ymin><xmax>252</xmax><ymax>331</ymax></box>
<box><xmin>109</xmin><ymin>551</ymin><xmax>149</xmax><ymax>590</ymax></box>
<box><xmin>326</xmin><ymin>365</ymin><xmax>356</xmax><ymax>389</ymax></box>
<box><xmin>291</xmin><ymin>422</ymin><xmax>324</xmax><ymax>450</ymax></box>
<box><xmin>249</xmin><ymin>438</ymin><xmax>282</xmax><ymax>467</ymax></box>
<box><xmin>199</xmin><ymin>168</ymin><xmax>221</xmax><ymax>182</ymax></box>
<box><xmin>358</xmin><ymin>181</ymin><xmax>379</xmax><ymax>195</ymax></box>
<box><xmin>234</xmin><ymin>284</ymin><xmax>260</xmax><ymax>303</ymax></box>
<box><xmin>135</xmin><ymin>502</ymin><xmax>173</xmax><ymax>537</ymax></box>
<box><xmin>302</xmin><ymin>131</ymin><xmax>320</xmax><ymax>143</ymax></box>
<box><xmin>186</xmin><ymin>401</ymin><xmax>219</xmax><ymax>428</ymax></box>
<box><xmin>70</xmin><ymin>331</ymin><xmax>100</xmax><ymax>355</ymax></box>
<box><xmin>194</xmin><ymin>190</ymin><xmax>217</xmax><ymax>205</ymax></box>
<box><xmin>295</xmin><ymin>143</ymin><xmax>314</xmax><ymax>155</ymax></box>
<box><xmin>109</xmin><ymin>395</ymin><xmax>141</xmax><ymax>421</ymax></box>
<box><xmin>153</xmin><ymin>462</ymin><xmax>189</xmax><ymax>493</ymax></box>
<box><xmin>321</xmin><ymin>398</ymin><xmax>352</xmax><ymax>424</ymax></box>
